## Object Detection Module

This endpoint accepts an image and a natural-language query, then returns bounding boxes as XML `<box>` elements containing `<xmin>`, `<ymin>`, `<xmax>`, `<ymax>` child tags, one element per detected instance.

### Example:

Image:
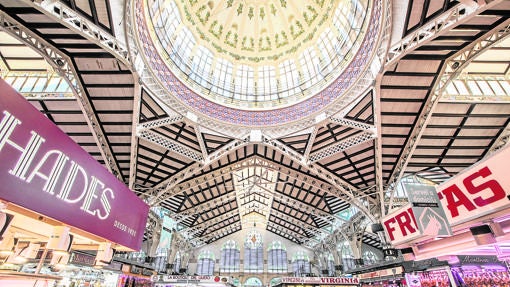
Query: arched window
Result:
<box><xmin>196</xmin><ymin>250</ymin><xmax>215</xmax><ymax>275</ymax></box>
<box><xmin>292</xmin><ymin>252</ymin><xmax>311</xmax><ymax>277</ymax></box>
<box><xmin>363</xmin><ymin>250</ymin><xmax>378</xmax><ymax>266</ymax></box>
<box><xmin>267</xmin><ymin>241</ymin><xmax>287</xmax><ymax>273</ymax></box>
<box><xmin>339</xmin><ymin>241</ymin><xmax>354</xmax><ymax>271</ymax></box>
<box><xmin>244</xmin><ymin>231</ymin><xmax>263</xmax><ymax>273</ymax></box>
<box><xmin>173</xmin><ymin>251</ymin><xmax>182</xmax><ymax>274</ymax></box>
<box><xmin>326</xmin><ymin>254</ymin><xmax>335</xmax><ymax>276</ymax></box>
<box><xmin>220</xmin><ymin>240</ymin><xmax>240</xmax><ymax>273</ymax></box>
<box><xmin>245</xmin><ymin>277</ymin><xmax>263</xmax><ymax>287</ymax></box>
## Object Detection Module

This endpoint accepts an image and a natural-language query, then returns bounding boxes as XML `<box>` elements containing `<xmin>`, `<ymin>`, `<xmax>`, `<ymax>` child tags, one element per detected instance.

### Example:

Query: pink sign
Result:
<box><xmin>436</xmin><ymin>144</ymin><xmax>510</xmax><ymax>226</ymax></box>
<box><xmin>0</xmin><ymin>78</ymin><xmax>148</xmax><ymax>250</ymax></box>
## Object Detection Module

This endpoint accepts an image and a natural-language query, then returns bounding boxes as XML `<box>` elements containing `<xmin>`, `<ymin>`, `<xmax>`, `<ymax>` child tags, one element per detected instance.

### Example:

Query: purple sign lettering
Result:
<box><xmin>0</xmin><ymin>79</ymin><xmax>148</xmax><ymax>250</ymax></box>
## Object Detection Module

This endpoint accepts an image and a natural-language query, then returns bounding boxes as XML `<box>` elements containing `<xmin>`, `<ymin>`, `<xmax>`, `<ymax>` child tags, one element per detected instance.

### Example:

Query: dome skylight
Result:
<box><xmin>146</xmin><ymin>0</ymin><xmax>370</xmax><ymax>110</ymax></box>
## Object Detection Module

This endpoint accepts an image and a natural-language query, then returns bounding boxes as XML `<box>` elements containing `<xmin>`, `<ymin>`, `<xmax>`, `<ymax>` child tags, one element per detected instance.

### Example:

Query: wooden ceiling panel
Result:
<box><xmin>381</xmin><ymin>75</ymin><xmax>435</xmax><ymax>87</ymax></box>
<box><xmin>406</xmin><ymin>0</ymin><xmax>427</xmax><ymax>30</ymax></box>
<box><xmin>426</xmin><ymin>0</ymin><xmax>447</xmax><ymax>18</ymax></box>
<box><xmin>395</xmin><ymin>59</ymin><xmax>442</xmax><ymax>73</ymax></box>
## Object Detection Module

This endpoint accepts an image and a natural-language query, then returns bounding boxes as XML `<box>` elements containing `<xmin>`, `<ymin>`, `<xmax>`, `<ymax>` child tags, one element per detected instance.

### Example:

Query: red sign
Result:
<box><xmin>382</xmin><ymin>205</ymin><xmax>420</xmax><ymax>245</ymax></box>
<box><xmin>436</xmin><ymin>145</ymin><xmax>510</xmax><ymax>226</ymax></box>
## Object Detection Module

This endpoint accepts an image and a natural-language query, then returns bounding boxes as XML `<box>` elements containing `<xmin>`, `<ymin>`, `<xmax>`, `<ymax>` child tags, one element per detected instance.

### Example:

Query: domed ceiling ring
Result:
<box><xmin>130</xmin><ymin>0</ymin><xmax>387</xmax><ymax>131</ymax></box>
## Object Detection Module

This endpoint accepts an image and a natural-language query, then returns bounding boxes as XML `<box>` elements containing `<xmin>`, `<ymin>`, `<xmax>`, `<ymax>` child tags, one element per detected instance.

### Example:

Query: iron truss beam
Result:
<box><xmin>137</xmin><ymin>115</ymin><xmax>185</xmax><ymax>132</ymax></box>
<box><xmin>168</xmin><ymin>171</ymin><xmax>345</xmax><ymax>226</ymax></box>
<box><xmin>28</xmin><ymin>0</ymin><xmax>130</xmax><ymax>66</ymax></box>
<box><xmin>137</xmin><ymin>129</ymin><xmax>203</xmax><ymax>161</ymax></box>
<box><xmin>309</xmin><ymin>131</ymin><xmax>375</xmax><ymax>163</ymax></box>
<box><xmin>385</xmin><ymin>17</ymin><xmax>510</xmax><ymax>211</ymax></box>
<box><xmin>146</xmin><ymin>137</ymin><xmax>251</xmax><ymax>205</ymax></box>
<box><xmin>195</xmin><ymin>126</ymin><xmax>209</xmax><ymax>160</ymax></box>
<box><xmin>329</xmin><ymin>117</ymin><xmax>376</xmax><ymax>132</ymax></box>
<box><xmin>270</xmin><ymin>209</ymin><xmax>329</xmax><ymax>238</ymax></box>
<box><xmin>490</xmin><ymin>120</ymin><xmax>510</xmax><ymax>152</ymax></box>
<box><xmin>190</xmin><ymin>221</ymin><xmax>243</xmax><ymax>247</ymax></box>
<box><xmin>174</xmin><ymin>193</ymin><xmax>237</xmax><ymax>219</ymax></box>
<box><xmin>163</xmin><ymin>155</ymin><xmax>353</xmax><ymax>213</ymax></box>
<box><xmin>262</xmin><ymin>137</ymin><xmax>377</xmax><ymax>222</ymax></box>
<box><xmin>266</xmin><ymin>221</ymin><xmax>308</xmax><ymax>243</ymax></box>
<box><xmin>129</xmin><ymin>82</ymin><xmax>142</xmax><ymax>189</ymax></box>
<box><xmin>0</xmin><ymin>10</ymin><xmax>123</xmax><ymax>179</ymax></box>
<box><xmin>303</xmin><ymin>126</ymin><xmax>319</xmax><ymax>159</ymax></box>
<box><xmin>385</xmin><ymin>0</ymin><xmax>488</xmax><ymax>67</ymax></box>
<box><xmin>179</xmin><ymin>209</ymin><xmax>239</xmax><ymax>237</ymax></box>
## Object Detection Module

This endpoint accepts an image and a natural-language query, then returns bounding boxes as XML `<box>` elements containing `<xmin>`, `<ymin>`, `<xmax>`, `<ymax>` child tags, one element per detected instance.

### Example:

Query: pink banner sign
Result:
<box><xmin>0</xmin><ymin>78</ymin><xmax>148</xmax><ymax>250</ymax></box>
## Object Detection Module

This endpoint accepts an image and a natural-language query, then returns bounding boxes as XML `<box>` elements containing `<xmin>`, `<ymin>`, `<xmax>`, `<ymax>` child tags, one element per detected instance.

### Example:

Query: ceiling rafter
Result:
<box><xmin>180</xmin><ymin>209</ymin><xmax>239</xmax><ymax>237</ymax></box>
<box><xmin>129</xmin><ymin>82</ymin><xmax>142</xmax><ymax>189</ymax></box>
<box><xmin>137</xmin><ymin>129</ymin><xmax>203</xmax><ymax>161</ymax></box>
<box><xmin>329</xmin><ymin>117</ymin><xmax>376</xmax><ymax>132</ymax></box>
<box><xmin>309</xmin><ymin>131</ymin><xmax>375</xmax><ymax>163</ymax></box>
<box><xmin>137</xmin><ymin>115</ymin><xmax>185</xmax><ymax>132</ymax></box>
<box><xmin>28</xmin><ymin>0</ymin><xmax>130</xmax><ymax>65</ymax></box>
<box><xmin>195</xmin><ymin>126</ymin><xmax>209</xmax><ymax>159</ymax></box>
<box><xmin>384</xmin><ymin>4</ymin><xmax>510</xmax><ymax>209</ymax></box>
<box><xmin>386</xmin><ymin>0</ymin><xmax>489</xmax><ymax>67</ymax></box>
<box><xmin>270</xmin><ymin>209</ymin><xmax>329</xmax><ymax>238</ymax></box>
<box><xmin>146</xmin><ymin>136</ymin><xmax>251</xmax><ymax>205</ymax></box>
<box><xmin>0</xmin><ymin>9</ymin><xmax>123</xmax><ymax>179</ymax></box>
<box><xmin>262</xmin><ymin>137</ymin><xmax>377</xmax><ymax>222</ymax></box>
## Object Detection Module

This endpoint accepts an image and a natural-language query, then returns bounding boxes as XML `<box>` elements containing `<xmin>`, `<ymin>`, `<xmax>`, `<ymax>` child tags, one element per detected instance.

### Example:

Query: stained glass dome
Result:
<box><xmin>135</xmin><ymin>0</ymin><xmax>384</xmax><ymax>127</ymax></box>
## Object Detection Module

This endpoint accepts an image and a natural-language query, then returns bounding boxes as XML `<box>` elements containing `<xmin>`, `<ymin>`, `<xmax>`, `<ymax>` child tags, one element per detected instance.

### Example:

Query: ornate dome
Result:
<box><xmin>134</xmin><ymin>0</ymin><xmax>385</xmax><ymax>127</ymax></box>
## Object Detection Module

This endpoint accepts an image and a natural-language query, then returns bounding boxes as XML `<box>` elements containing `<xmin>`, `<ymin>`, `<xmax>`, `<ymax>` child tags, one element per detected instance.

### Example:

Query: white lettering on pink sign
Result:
<box><xmin>0</xmin><ymin>110</ymin><xmax>114</xmax><ymax>220</ymax></box>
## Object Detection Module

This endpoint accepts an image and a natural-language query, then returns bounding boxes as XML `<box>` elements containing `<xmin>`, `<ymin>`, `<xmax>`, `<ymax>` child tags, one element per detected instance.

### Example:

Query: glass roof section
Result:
<box><xmin>146</xmin><ymin>0</ymin><xmax>370</xmax><ymax>111</ymax></box>
<box><xmin>2</xmin><ymin>72</ymin><xmax>74</xmax><ymax>99</ymax></box>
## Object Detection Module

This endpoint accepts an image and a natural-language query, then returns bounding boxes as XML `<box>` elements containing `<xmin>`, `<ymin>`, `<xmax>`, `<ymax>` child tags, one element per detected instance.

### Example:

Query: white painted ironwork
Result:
<box><xmin>0</xmin><ymin>10</ymin><xmax>123</xmax><ymax>179</ymax></box>
<box><xmin>303</xmin><ymin>126</ymin><xmax>319</xmax><ymax>159</ymax></box>
<box><xmin>198</xmin><ymin>221</ymin><xmax>242</xmax><ymax>242</ymax></box>
<box><xmin>385</xmin><ymin>17</ymin><xmax>510</xmax><ymax>211</ymax></box>
<box><xmin>384</xmin><ymin>4</ymin><xmax>510</xmax><ymax>212</ymax></box>
<box><xmin>129</xmin><ymin>81</ymin><xmax>142</xmax><ymax>189</ymax></box>
<box><xmin>147</xmin><ymin>137</ymin><xmax>251</xmax><ymax>205</ymax></box>
<box><xmin>28</xmin><ymin>0</ymin><xmax>130</xmax><ymax>66</ymax></box>
<box><xmin>266</xmin><ymin>221</ymin><xmax>308</xmax><ymax>242</ymax></box>
<box><xmin>386</xmin><ymin>1</ymin><xmax>484</xmax><ymax>67</ymax></box>
<box><xmin>309</xmin><ymin>131</ymin><xmax>375</xmax><ymax>163</ymax></box>
<box><xmin>491</xmin><ymin>117</ymin><xmax>510</xmax><ymax>152</ymax></box>
<box><xmin>176</xmin><ymin>193</ymin><xmax>238</xmax><ymax>218</ymax></box>
<box><xmin>180</xmin><ymin>209</ymin><xmax>239</xmax><ymax>236</ymax></box>
<box><xmin>137</xmin><ymin>115</ymin><xmax>185</xmax><ymax>132</ymax></box>
<box><xmin>270</xmin><ymin>209</ymin><xmax>330</xmax><ymax>237</ymax></box>
<box><xmin>262</xmin><ymin>137</ymin><xmax>377</xmax><ymax>222</ymax></box>
<box><xmin>329</xmin><ymin>117</ymin><xmax>376</xmax><ymax>132</ymax></box>
<box><xmin>137</xmin><ymin>129</ymin><xmax>204</xmax><ymax>161</ymax></box>
<box><xmin>195</xmin><ymin>126</ymin><xmax>209</xmax><ymax>160</ymax></box>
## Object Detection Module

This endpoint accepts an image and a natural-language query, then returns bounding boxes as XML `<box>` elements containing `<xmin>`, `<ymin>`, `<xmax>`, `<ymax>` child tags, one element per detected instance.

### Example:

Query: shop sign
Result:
<box><xmin>436</xmin><ymin>144</ymin><xmax>510</xmax><ymax>226</ymax></box>
<box><xmin>382</xmin><ymin>183</ymin><xmax>453</xmax><ymax>246</ymax></box>
<box><xmin>457</xmin><ymin>255</ymin><xmax>502</xmax><ymax>265</ymax></box>
<box><xmin>357</xmin><ymin>267</ymin><xmax>403</xmax><ymax>279</ymax></box>
<box><xmin>70</xmin><ymin>252</ymin><xmax>96</xmax><ymax>266</ymax></box>
<box><xmin>154</xmin><ymin>275</ymin><xmax>226</xmax><ymax>283</ymax></box>
<box><xmin>402</xmin><ymin>258</ymin><xmax>448</xmax><ymax>272</ymax></box>
<box><xmin>404</xmin><ymin>183</ymin><xmax>452</xmax><ymax>238</ymax></box>
<box><xmin>280</xmin><ymin>277</ymin><xmax>359</xmax><ymax>285</ymax></box>
<box><xmin>0</xmin><ymin>79</ymin><xmax>149</xmax><ymax>250</ymax></box>
<box><xmin>382</xmin><ymin>204</ymin><xmax>420</xmax><ymax>245</ymax></box>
